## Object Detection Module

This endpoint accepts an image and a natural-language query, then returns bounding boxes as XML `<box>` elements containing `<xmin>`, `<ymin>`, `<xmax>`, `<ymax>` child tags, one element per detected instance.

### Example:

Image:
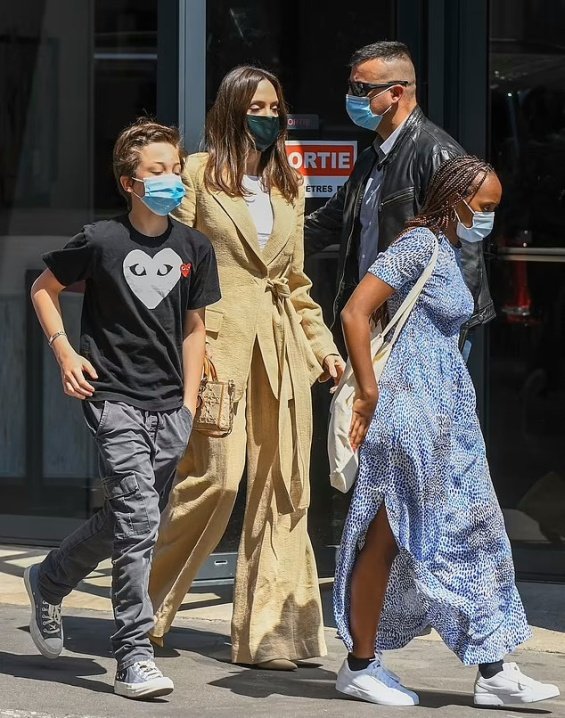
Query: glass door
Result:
<box><xmin>0</xmin><ymin>0</ymin><xmax>173</xmax><ymax>543</ymax></box>
<box><xmin>204</xmin><ymin>0</ymin><xmax>421</xmax><ymax>576</ymax></box>
<box><xmin>487</xmin><ymin>0</ymin><xmax>565</xmax><ymax>579</ymax></box>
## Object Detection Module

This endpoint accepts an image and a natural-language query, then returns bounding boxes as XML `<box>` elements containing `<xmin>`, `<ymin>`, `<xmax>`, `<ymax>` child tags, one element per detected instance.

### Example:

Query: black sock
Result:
<box><xmin>479</xmin><ymin>660</ymin><xmax>504</xmax><ymax>679</ymax></box>
<box><xmin>347</xmin><ymin>653</ymin><xmax>375</xmax><ymax>671</ymax></box>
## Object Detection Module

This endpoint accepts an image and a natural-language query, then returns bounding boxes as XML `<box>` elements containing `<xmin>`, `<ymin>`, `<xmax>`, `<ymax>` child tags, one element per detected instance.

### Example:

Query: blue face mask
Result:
<box><xmin>456</xmin><ymin>200</ymin><xmax>495</xmax><ymax>243</ymax></box>
<box><xmin>132</xmin><ymin>174</ymin><xmax>185</xmax><ymax>216</ymax></box>
<box><xmin>345</xmin><ymin>89</ymin><xmax>392</xmax><ymax>131</ymax></box>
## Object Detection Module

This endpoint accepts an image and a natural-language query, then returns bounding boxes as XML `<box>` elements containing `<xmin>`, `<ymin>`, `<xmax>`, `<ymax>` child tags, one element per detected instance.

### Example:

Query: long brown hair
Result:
<box><xmin>407</xmin><ymin>155</ymin><xmax>495</xmax><ymax>234</ymax></box>
<box><xmin>203</xmin><ymin>65</ymin><xmax>300</xmax><ymax>203</ymax></box>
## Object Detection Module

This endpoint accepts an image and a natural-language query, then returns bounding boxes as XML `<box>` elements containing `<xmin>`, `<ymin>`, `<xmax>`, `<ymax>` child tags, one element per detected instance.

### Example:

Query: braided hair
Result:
<box><xmin>407</xmin><ymin>155</ymin><xmax>495</xmax><ymax>234</ymax></box>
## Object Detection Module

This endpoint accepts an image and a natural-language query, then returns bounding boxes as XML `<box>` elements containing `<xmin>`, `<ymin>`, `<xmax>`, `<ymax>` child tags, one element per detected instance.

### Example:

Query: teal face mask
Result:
<box><xmin>246</xmin><ymin>115</ymin><xmax>280</xmax><ymax>151</ymax></box>
<box><xmin>132</xmin><ymin>174</ymin><xmax>185</xmax><ymax>216</ymax></box>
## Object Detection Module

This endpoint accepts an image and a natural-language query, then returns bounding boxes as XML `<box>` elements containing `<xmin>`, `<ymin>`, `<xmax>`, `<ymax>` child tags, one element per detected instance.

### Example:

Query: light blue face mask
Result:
<box><xmin>132</xmin><ymin>174</ymin><xmax>185</xmax><ymax>216</ymax></box>
<box><xmin>456</xmin><ymin>199</ymin><xmax>495</xmax><ymax>243</ymax></box>
<box><xmin>345</xmin><ymin>89</ymin><xmax>392</xmax><ymax>131</ymax></box>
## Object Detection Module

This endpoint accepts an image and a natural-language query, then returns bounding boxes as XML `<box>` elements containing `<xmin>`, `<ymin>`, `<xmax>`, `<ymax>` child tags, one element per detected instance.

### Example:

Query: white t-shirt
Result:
<box><xmin>242</xmin><ymin>175</ymin><xmax>273</xmax><ymax>250</ymax></box>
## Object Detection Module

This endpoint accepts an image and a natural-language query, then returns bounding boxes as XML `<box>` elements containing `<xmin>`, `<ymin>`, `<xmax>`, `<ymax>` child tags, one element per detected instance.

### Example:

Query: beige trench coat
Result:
<box><xmin>149</xmin><ymin>153</ymin><xmax>338</xmax><ymax>662</ymax></box>
<box><xmin>176</xmin><ymin>153</ymin><xmax>338</xmax><ymax>511</ymax></box>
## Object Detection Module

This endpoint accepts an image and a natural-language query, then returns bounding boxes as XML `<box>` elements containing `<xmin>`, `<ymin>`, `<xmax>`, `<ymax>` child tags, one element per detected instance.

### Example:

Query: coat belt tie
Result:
<box><xmin>263</xmin><ymin>277</ymin><xmax>312</xmax><ymax>514</ymax></box>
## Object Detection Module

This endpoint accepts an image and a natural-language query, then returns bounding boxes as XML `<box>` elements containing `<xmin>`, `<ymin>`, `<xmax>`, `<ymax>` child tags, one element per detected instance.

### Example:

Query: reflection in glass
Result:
<box><xmin>206</xmin><ymin>1</ymin><xmax>395</xmax><ymax>565</ymax></box>
<box><xmin>0</xmin><ymin>1</ymin><xmax>157</xmax><ymax>526</ymax></box>
<box><xmin>488</xmin><ymin>0</ymin><xmax>565</xmax><ymax>576</ymax></box>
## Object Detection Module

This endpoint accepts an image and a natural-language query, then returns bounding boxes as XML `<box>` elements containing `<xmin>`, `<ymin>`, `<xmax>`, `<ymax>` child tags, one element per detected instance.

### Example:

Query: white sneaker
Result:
<box><xmin>474</xmin><ymin>662</ymin><xmax>560</xmax><ymax>706</ymax></box>
<box><xmin>376</xmin><ymin>650</ymin><xmax>401</xmax><ymax>684</ymax></box>
<box><xmin>336</xmin><ymin>658</ymin><xmax>419</xmax><ymax>706</ymax></box>
<box><xmin>114</xmin><ymin>660</ymin><xmax>174</xmax><ymax>700</ymax></box>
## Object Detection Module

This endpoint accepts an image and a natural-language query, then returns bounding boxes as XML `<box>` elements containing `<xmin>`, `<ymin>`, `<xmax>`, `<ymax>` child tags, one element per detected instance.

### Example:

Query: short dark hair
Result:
<box><xmin>349</xmin><ymin>41</ymin><xmax>412</xmax><ymax>68</ymax></box>
<box><xmin>112</xmin><ymin>117</ymin><xmax>186</xmax><ymax>202</ymax></box>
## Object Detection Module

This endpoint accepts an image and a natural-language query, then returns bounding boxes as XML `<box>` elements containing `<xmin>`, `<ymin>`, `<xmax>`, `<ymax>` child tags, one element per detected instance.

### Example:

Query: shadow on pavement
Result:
<box><xmin>17</xmin><ymin>612</ymin><xmax>233</xmax><ymax>664</ymax></box>
<box><xmin>209</xmin><ymin>663</ymin><xmax>338</xmax><ymax>701</ymax></box>
<box><xmin>155</xmin><ymin>622</ymin><xmax>233</xmax><ymax>663</ymax></box>
<box><xmin>0</xmin><ymin>650</ymin><xmax>172</xmax><ymax>704</ymax></box>
<box><xmin>417</xmin><ymin>688</ymin><xmax>552</xmax><ymax>714</ymax></box>
<box><xmin>0</xmin><ymin>651</ymin><xmax>111</xmax><ymax>695</ymax></box>
<box><xmin>16</xmin><ymin>614</ymin><xmax>114</xmax><ymax>661</ymax></box>
<box><xmin>208</xmin><ymin>670</ymin><xmax>553</xmax><ymax>714</ymax></box>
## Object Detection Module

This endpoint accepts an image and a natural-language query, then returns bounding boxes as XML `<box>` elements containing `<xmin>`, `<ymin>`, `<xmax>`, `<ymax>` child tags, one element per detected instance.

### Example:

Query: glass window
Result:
<box><xmin>488</xmin><ymin>0</ymin><xmax>565</xmax><ymax>577</ymax></box>
<box><xmin>207</xmin><ymin>2</ymin><xmax>395</xmax><ymax>184</ymax></box>
<box><xmin>0</xmin><ymin>1</ymin><xmax>158</xmax><ymax>532</ymax></box>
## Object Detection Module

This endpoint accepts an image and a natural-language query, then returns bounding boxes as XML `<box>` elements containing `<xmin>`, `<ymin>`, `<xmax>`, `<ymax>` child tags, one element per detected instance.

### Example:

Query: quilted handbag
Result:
<box><xmin>328</xmin><ymin>235</ymin><xmax>438</xmax><ymax>492</ymax></box>
<box><xmin>194</xmin><ymin>356</ymin><xmax>236</xmax><ymax>437</ymax></box>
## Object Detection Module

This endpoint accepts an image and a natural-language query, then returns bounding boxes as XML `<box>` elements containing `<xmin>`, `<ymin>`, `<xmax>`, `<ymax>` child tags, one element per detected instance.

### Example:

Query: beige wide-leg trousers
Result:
<box><xmin>148</xmin><ymin>344</ymin><xmax>326</xmax><ymax>664</ymax></box>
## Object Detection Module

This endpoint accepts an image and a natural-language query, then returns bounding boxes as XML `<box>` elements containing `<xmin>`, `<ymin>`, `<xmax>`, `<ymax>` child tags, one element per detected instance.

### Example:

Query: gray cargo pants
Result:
<box><xmin>39</xmin><ymin>400</ymin><xmax>193</xmax><ymax>669</ymax></box>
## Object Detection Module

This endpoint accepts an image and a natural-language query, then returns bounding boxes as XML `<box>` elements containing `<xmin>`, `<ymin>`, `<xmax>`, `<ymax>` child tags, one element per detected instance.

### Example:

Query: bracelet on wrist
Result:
<box><xmin>48</xmin><ymin>330</ymin><xmax>67</xmax><ymax>348</ymax></box>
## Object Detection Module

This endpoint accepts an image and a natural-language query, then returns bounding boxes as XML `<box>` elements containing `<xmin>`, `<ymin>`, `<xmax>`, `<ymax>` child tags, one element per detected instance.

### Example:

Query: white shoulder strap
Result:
<box><xmin>378</xmin><ymin>233</ymin><xmax>439</xmax><ymax>348</ymax></box>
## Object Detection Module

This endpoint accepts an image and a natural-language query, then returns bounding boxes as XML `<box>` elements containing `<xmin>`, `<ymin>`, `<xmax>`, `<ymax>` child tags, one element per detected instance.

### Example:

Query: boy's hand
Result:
<box><xmin>183</xmin><ymin>397</ymin><xmax>198</xmax><ymax>416</ymax></box>
<box><xmin>58</xmin><ymin>350</ymin><xmax>98</xmax><ymax>399</ymax></box>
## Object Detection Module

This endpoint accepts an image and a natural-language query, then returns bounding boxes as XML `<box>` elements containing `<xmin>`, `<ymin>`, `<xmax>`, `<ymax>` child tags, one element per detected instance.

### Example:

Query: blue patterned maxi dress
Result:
<box><xmin>333</xmin><ymin>227</ymin><xmax>531</xmax><ymax>665</ymax></box>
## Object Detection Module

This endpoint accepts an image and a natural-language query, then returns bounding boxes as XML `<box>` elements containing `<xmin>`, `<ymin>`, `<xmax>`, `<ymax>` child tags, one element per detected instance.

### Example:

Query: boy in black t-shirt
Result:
<box><xmin>25</xmin><ymin>118</ymin><xmax>221</xmax><ymax>700</ymax></box>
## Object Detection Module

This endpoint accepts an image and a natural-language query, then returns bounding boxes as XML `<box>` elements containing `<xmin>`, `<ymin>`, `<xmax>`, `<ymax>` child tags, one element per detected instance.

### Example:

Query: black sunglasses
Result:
<box><xmin>347</xmin><ymin>80</ymin><xmax>410</xmax><ymax>97</ymax></box>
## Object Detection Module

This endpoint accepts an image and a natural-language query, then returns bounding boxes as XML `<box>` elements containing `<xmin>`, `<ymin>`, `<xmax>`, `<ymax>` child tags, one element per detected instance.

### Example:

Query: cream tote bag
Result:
<box><xmin>328</xmin><ymin>235</ymin><xmax>439</xmax><ymax>493</ymax></box>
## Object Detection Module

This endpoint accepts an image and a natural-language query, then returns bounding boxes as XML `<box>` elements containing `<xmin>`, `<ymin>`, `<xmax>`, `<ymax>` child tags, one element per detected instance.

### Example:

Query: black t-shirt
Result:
<box><xmin>43</xmin><ymin>215</ymin><xmax>221</xmax><ymax>410</ymax></box>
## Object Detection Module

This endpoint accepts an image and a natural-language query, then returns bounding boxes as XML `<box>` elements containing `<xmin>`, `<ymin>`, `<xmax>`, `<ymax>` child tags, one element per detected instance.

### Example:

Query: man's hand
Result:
<box><xmin>58</xmin><ymin>350</ymin><xmax>98</xmax><ymax>399</ymax></box>
<box><xmin>320</xmin><ymin>354</ymin><xmax>346</xmax><ymax>388</ymax></box>
<box><xmin>349</xmin><ymin>390</ymin><xmax>378</xmax><ymax>451</ymax></box>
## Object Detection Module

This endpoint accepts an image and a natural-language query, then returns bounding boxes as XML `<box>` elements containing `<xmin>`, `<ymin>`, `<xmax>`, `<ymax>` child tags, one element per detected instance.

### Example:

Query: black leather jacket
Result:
<box><xmin>304</xmin><ymin>106</ymin><xmax>495</xmax><ymax>335</ymax></box>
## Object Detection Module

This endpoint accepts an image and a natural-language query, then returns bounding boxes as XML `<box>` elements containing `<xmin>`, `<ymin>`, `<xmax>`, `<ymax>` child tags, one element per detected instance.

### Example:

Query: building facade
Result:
<box><xmin>1</xmin><ymin>0</ymin><xmax>564</xmax><ymax>580</ymax></box>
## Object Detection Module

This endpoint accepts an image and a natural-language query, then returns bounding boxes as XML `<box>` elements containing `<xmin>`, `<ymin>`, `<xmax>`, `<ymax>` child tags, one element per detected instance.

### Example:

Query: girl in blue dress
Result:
<box><xmin>334</xmin><ymin>156</ymin><xmax>560</xmax><ymax>708</ymax></box>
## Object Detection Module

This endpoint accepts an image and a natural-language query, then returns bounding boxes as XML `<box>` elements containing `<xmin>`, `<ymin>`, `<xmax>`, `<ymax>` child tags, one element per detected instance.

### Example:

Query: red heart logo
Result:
<box><xmin>181</xmin><ymin>263</ymin><xmax>192</xmax><ymax>277</ymax></box>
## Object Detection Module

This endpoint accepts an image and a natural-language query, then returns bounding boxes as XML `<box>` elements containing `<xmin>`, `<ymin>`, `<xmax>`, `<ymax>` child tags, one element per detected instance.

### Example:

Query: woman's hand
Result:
<box><xmin>320</xmin><ymin>354</ymin><xmax>346</xmax><ymax>388</ymax></box>
<box><xmin>349</xmin><ymin>390</ymin><xmax>379</xmax><ymax>451</ymax></box>
<box><xmin>58</xmin><ymin>349</ymin><xmax>98</xmax><ymax>399</ymax></box>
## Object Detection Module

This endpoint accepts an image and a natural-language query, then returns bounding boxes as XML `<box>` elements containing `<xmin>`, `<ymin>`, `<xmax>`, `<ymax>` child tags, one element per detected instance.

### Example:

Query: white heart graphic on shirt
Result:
<box><xmin>123</xmin><ymin>248</ymin><xmax>183</xmax><ymax>309</ymax></box>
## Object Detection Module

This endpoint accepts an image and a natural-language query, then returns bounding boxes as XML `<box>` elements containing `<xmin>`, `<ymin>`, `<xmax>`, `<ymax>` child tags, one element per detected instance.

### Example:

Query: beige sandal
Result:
<box><xmin>255</xmin><ymin>659</ymin><xmax>297</xmax><ymax>671</ymax></box>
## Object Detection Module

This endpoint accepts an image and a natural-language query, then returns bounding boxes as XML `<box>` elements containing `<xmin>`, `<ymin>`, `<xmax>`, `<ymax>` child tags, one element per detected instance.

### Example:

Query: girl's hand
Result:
<box><xmin>58</xmin><ymin>350</ymin><xmax>98</xmax><ymax>399</ymax></box>
<box><xmin>320</xmin><ymin>354</ymin><xmax>346</xmax><ymax>389</ymax></box>
<box><xmin>349</xmin><ymin>391</ymin><xmax>378</xmax><ymax>451</ymax></box>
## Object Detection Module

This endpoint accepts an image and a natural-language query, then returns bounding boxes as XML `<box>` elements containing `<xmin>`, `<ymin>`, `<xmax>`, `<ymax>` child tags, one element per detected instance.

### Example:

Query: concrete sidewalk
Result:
<box><xmin>1</xmin><ymin>603</ymin><xmax>565</xmax><ymax>718</ymax></box>
<box><xmin>0</xmin><ymin>545</ymin><xmax>564</xmax><ymax>717</ymax></box>
<box><xmin>1</xmin><ymin>545</ymin><xmax>564</xmax><ymax>653</ymax></box>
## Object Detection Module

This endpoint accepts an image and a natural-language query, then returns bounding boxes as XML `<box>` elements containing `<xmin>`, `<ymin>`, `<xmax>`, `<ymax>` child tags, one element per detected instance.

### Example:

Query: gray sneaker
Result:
<box><xmin>23</xmin><ymin>564</ymin><xmax>63</xmax><ymax>659</ymax></box>
<box><xmin>114</xmin><ymin>660</ymin><xmax>174</xmax><ymax>700</ymax></box>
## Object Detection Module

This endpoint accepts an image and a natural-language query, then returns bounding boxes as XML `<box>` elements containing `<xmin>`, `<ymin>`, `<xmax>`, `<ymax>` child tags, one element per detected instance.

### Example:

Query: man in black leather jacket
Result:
<box><xmin>305</xmin><ymin>41</ymin><xmax>494</xmax><ymax>347</ymax></box>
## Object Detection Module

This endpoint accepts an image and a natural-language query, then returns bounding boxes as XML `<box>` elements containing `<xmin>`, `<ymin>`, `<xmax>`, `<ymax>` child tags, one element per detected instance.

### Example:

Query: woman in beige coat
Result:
<box><xmin>148</xmin><ymin>66</ymin><xmax>344</xmax><ymax>670</ymax></box>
